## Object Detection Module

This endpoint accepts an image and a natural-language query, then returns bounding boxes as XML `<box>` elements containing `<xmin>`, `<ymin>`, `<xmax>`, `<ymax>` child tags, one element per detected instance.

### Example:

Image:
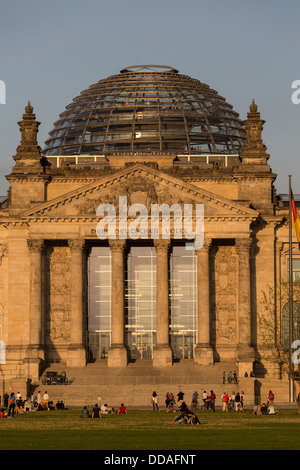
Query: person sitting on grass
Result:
<box><xmin>169</xmin><ymin>408</ymin><xmax>200</xmax><ymax>425</ymax></box>
<box><xmin>81</xmin><ymin>406</ymin><xmax>90</xmax><ymax>418</ymax></box>
<box><xmin>166</xmin><ymin>401</ymin><xmax>176</xmax><ymax>412</ymax></box>
<box><xmin>253</xmin><ymin>403</ymin><xmax>262</xmax><ymax>415</ymax></box>
<box><xmin>178</xmin><ymin>401</ymin><xmax>188</xmax><ymax>412</ymax></box>
<box><xmin>92</xmin><ymin>404</ymin><xmax>101</xmax><ymax>418</ymax></box>
<box><xmin>185</xmin><ymin>409</ymin><xmax>201</xmax><ymax>425</ymax></box>
<box><xmin>101</xmin><ymin>404</ymin><xmax>114</xmax><ymax>414</ymax></box>
<box><xmin>117</xmin><ymin>403</ymin><xmax>127</xmax><ymax>414</ymax></box>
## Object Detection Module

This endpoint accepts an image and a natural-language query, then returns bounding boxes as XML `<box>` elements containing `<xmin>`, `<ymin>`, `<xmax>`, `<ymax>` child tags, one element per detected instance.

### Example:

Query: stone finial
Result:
<box><xmin>249</xmin><ymin>99</ymin><xmax>258</xmax><ymax>113</ymax></box>
<box><xmin>11</xmin><ymin>102</ymin><xmax>44</xmax><ymax>173</ymax></box>
<box><xmin>25</xmin><ymin>100</ymin><xmax>34</xmax><ymax>115</ymax></box>
<box><xmin>240</xmin><ymin>100</ymin><xmax>270</xmax><ymax>166</ymax></box>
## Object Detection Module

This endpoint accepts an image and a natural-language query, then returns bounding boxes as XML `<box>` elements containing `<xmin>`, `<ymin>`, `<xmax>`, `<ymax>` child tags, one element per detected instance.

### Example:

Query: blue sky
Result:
<box><xmin>0</xmin><ymin>0</ymin><xmax>299</xmax><ymax>194</ymax></box>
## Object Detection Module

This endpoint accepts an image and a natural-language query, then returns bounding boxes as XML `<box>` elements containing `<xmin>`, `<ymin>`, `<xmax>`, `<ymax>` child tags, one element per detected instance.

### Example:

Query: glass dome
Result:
<box><xmin>43</xmin><ymin>65</ymin><xmax>246</xmax><ymax>157</ymax></box>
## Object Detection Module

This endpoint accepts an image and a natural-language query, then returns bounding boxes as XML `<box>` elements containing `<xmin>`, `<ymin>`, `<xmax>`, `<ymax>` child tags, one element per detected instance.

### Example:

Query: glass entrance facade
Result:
<box><xmin>125</xmin><ymin>245</ymin><xmax>157</xmax><ymax>360</ymax></box>
<box><xmin>169</xmin><ymin>245</ymin><xmax>197</xmax><ymax>360</ymax></box>
<box><xmin>87</xmin><ymin>246</ymin><xmax>112</xmax><ymax>361</ymax></box>
<box><xmin>87</xmin><ymin>243</ymin><xmax>197</xmax><ymax>362</ymax></box>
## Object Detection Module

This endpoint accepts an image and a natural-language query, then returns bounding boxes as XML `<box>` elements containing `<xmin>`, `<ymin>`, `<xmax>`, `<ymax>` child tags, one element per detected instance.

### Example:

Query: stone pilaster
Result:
<box><xmin>153</xmin><ymin>240</ymin><xmax>172</xmax><ymax>367</ymax></box>
<box><xmin>26</xmin><ymin>238</ymin><xmax>44</xmax><ymax>382</ymax></box>
<box><xmin>194</xmin><ymin>238</ymin><xmax>214</xmax><ymax>365</ymax></box>
<box><xmin>235</xmin><ymin>238</ymin><xmax>255</xmax><ymax>376</ymax></box>
<box><xmin>67</xmin><ymin>238</ymin><xmax>86</xmax><ymax>367</ymax></box>
<box><xmin>108</xmin><ymin>239</ymin><xmax>127</xmax><ymax>367</ymax></box>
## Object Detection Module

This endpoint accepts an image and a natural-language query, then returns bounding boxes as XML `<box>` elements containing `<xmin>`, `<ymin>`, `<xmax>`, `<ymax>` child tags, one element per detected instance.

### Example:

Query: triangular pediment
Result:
<box><xmin>22</xmin><ymin>163</ymin><xmax>258</xmax><ymax>220</ymax></box>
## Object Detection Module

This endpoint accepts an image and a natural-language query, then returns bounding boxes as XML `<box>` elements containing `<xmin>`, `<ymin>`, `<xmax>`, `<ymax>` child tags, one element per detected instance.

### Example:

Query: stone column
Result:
<box><xmin>235</xmin><ymin>238</ymin><xmax>255</xmax><ymax>376</ymax></box>
<box><xmin>194</xmin><ymin>238</ymin><xmax>214</xmax><ymax>365</ymax></box>
<box><xmin>67</xmin><ymin>239</ymin><xmax>86</xmax><ymax>367</ymax></box>
<box><xmin>153</xmin><ymin>240</ymin><xmax>172</xmax><ymax>367</ymax></box>
<box><xmin>108</xmin><ymin>239</ymin><xmax>127</xmax><ymax>367</ymax></box>
<box><xmin>27</xmin><ymin>239</ymin><xmax>44</xmax><ymax>378</ymax></box>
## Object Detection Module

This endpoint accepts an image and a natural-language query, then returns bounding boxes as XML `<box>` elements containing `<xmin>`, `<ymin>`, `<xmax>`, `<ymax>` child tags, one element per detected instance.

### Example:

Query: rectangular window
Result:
<box><xmin>125</xmin><ymin>245</ymin><xmax>156</xmax><ymax>360</ymax></box>
<box><xmin>169</xmin><ymin>245</ymin><xmax>197</xmax><ymax>360</ymax></box>
<box><xmin>87</xmin><ymin>246</ymin><xmax>111</xmax><ymax>360</ymax></box>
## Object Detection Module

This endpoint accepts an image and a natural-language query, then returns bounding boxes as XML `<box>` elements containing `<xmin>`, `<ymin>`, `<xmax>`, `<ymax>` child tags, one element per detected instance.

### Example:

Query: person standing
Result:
<box><xmin>267</xmin><ymin>390</ymin><xmax>274</xmax><ymax>407</ymax></box>
<box><xmin>152</xmin><ymin>391</ymin><xmax>159</xmax><ymax>411</ymax></box>
<box><xmin>8</xmin><ymin>392</ymin><xmax>16</xmax><ymax>417</ymax></box>
<box><xmin>221</xmin><ymin>392</ymin><xmax>229</xmax><ymax>412</ymax></box>
<box><xmin>240</xmin><ymin>391</ymin><xmax>245</xmax><ymax>411</ymax></box>
<box><xmin>177</xmin><ymin>390</ymin><xmax>184</xmax><ymax>407</ymax></box>
<box><xmin>43</xmin><ymin>391</ymin><xmax>49</xmax><ymax>410</ymax></box>
<box><xmin>210</xmin><ymin>390</ymin><xmax>216</xmax><ymax>412</ymax></box>
<box><xmin>3</xmin><ymin>392</ymin><xmax>9</xmax><ymax>408</ymax></box>
<box><xmin>192</xmin><ymin>391</ymin><xmax>199</xmax><ymax>409</ymax></box>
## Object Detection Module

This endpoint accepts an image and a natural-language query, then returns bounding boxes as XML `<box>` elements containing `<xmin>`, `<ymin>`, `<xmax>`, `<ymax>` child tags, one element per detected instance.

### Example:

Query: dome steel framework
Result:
<box><xmin>43</xmin><ymin>66</ymin><xmax>246</xmax><ymax>157</ymax></box>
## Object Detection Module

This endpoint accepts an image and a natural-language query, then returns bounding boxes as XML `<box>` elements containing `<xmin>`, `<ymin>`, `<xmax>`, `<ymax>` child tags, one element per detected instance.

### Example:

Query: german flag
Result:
<box><xmin>291</xmin><ymin>190</ymin><xmax>300</xmax><ymax>249</ymax></box>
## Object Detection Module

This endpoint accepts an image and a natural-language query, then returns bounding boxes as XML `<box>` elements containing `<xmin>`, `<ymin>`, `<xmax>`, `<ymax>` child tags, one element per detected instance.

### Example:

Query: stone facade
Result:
<box><xmin>0</xmin><ymin>100</ymin><xmax>298</xmax><ymax>404</ymax></box>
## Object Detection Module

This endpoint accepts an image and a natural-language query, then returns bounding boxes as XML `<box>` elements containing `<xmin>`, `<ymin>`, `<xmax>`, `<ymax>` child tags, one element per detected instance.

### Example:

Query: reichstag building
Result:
<box><xmin>0</xmin><ymin>65</ymin><xmax>297</xmax><ymax>405</ymax></box>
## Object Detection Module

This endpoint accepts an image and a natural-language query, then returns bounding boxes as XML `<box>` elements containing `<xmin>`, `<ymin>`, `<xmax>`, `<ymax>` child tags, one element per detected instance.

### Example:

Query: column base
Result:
<box><xmin>153</xmin><ymin>344</ymin><xmax>173</xmax><ymax>368</ymax></box>
<box><xmin>108</xmin><ymin>344</ymin><xmax>128</xmax><ymax>368</ymax></box>
<box><xmin>67</xmin><ymin>344</ymin><xmax>86</xmax><ymax>368</ymax></box>
<box><xmin>24</xmin><ymin>345</ymin><xmax>44</xmax><ymax>383</ymax></box>
<box><xmin>194</xmin><ymin>343</ymin><xmax>214</xmax><ymax>366</ymax></box>
<box><xmin>24</xmin><ymin>358</ymin><xmax>42</xmax><ymax>384</ymax></box>
<box><xmin>236</xmin><ymin>344</ymin><xmax>255</xmax><ymax>378</ymax></box>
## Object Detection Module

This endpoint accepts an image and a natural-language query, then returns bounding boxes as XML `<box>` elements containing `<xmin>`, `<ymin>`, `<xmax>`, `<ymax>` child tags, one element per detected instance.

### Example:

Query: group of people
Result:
<box><xmin>223</xmin><ymin>371</ymin><xmax>238</xmax><ymax>385</ymax></box>
<box><xmin>0</xmin><ymin>390</ymin><xmax>67</xmax><ymax>417</ymax></box>
<box><xmin>253</xmin><ymin>390</ymin><xmax>278</xmax><ymax>415</ymax></box>
<box><xmin>0</xmin><ymin>392</ymin><xmax>31</xmax><ymax>417</ymax></box>
<box><xmin>81</xmin><ymin>403</ymin><xmax>127</xmax><ymax>418</ymax></box>
<box><xmin>169</xmin><ymin>405</ymin><xmax>201</xmax><ymax>425</ymax></box>
<box><xmin>221</xmin><ymin>391</ymin><xmax>245</xmax><ymax>412</ymax></box>
<box><xmin>163</xmin><ymin>390</ymin><xmax>186</xmax><ymax>412</ymax></box>
<box><xmin>152</xmin><ymin>389</ymin><xmax>216</xmax><ymax>413</ymax></box>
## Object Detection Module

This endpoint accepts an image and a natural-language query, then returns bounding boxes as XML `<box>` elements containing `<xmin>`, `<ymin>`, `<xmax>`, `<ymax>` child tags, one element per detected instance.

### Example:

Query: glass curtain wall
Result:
<box><xmin>169</xmin><ymin>245</ymin><xmax>197</xmax><ymax>360</ymax></box>
<box><xmin>125</xmin><ymin>245</ymin><xmax>157</xmax><ymax>360</ymax></box>
<box><xmin>87</xmin><ymin>246</ymin><xmax>112</xmax><ymax>361</ymax></box>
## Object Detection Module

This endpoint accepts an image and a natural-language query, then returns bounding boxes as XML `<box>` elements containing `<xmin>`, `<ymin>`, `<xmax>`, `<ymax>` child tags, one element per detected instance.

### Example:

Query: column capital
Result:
<box><xmin>235</xmin><ymin>238</ymin><xmax>252</xmax><ymax>253</ymax></box>
<box><xmin>68</xmin><ymin>238</ymin><xmax>85</xmax><ymax>252</ymax></box>
<box><xmin>197</xmin><ymin>237</ymin><xmax>212</xmax><ymax>253</ymax></box>
<box><xmin>108</xmin><ymin>239</ymin><xmax>126</xmax><ymax>252</ymax></box>
<box><xmin>27</xmin><ymin>239</ymin><xmax>44</xmax><ymax>252</ymax></box>
<box><xmin>153</xmin><ymin>239</ymin><xmax>170</xmax><ymax>252</ymax></box>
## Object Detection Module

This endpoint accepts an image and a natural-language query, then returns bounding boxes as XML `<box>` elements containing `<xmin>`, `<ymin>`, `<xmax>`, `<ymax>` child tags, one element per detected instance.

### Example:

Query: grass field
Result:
<box><xmin>0</xmin><ymin>407</ymin><xmax>299</xmax><ymax>451</ymax></box>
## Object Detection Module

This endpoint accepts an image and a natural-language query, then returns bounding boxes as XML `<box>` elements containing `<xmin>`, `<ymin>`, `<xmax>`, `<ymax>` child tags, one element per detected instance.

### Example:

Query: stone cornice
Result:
<box><xmin>19</xmin><ymin>163</ymin><xmax>259</xmax><ymax>219</ymax></box>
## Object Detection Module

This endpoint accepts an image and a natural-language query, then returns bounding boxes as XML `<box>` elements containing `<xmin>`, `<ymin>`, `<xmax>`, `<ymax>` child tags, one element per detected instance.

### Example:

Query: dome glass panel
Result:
<box><xmin>43</xmin><ymin>65</ymin><xmax>246</xmax><ymax>157</ymax></box>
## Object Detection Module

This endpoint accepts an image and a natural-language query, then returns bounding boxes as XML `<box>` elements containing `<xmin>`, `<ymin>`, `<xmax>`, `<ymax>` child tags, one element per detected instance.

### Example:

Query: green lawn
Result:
<box><xmin>0</xmin><ymin>408</ymin><xmax>299</xmax><ymax>450</ymax></box>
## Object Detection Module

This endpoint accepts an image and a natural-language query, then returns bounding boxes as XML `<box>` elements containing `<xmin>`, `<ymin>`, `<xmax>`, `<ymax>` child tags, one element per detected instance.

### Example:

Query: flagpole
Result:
<box><xmin>288</xmin><ymin>175</ymin><xmax>294</xmax><ymax>402</ymax></box>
